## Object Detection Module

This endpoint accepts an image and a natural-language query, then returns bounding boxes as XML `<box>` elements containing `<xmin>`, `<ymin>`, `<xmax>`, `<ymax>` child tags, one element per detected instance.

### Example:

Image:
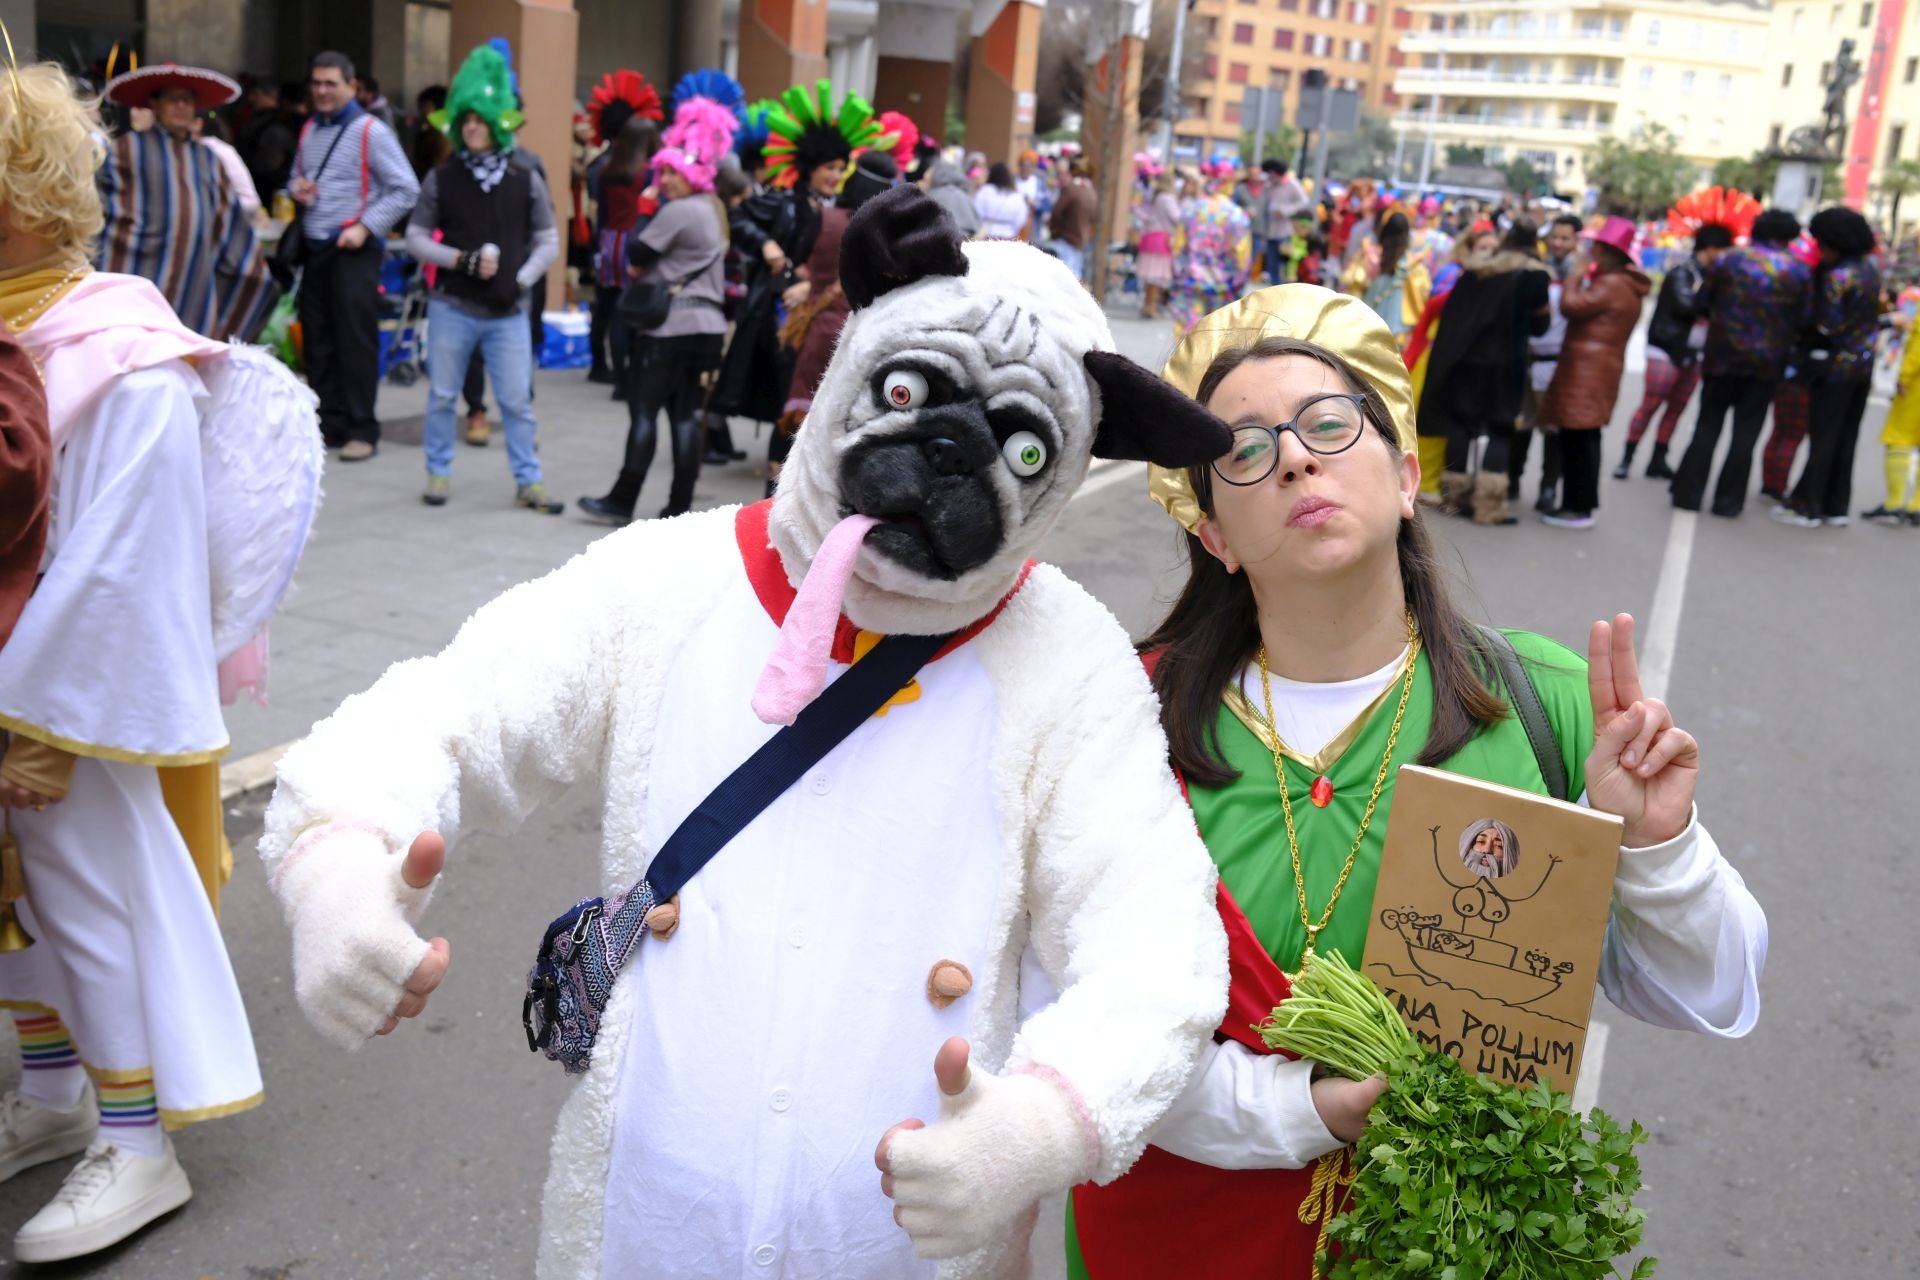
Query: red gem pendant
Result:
<box><xmin>1309</xmin><ymin>775</ymin><xmax>1335</xmax><ymax>808</ymax></box>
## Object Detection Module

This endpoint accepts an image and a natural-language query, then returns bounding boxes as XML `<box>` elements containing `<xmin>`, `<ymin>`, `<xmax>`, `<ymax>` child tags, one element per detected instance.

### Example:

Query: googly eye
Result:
<box><xmin>882</xmin><ymin>369</ymin><xmax>928</xmax><ymax>410</ymax></box>
<box><xmin>1002</xmin><ymin>431</ymin><xmax>1048</xmax><ymax>477</ymax></box>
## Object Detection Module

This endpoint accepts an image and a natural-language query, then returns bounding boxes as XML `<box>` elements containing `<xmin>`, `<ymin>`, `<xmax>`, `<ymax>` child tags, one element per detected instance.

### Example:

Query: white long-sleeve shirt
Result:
<box><xmin>1149</xmin><ymin>656</ymin><xmax>1769</xmax><ymax>1170</ymax></box>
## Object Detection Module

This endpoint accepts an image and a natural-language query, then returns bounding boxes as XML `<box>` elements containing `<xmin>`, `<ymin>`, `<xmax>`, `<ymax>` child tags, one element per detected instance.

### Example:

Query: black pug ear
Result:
<box><xmin>1083</xmin><ymin>350</ymin><xmax>1233</xmax><ymax>466</ymax></box>
<box><xmin>840</xmin><ymin>185</ymin><xmax>970</xmax><ymax>310</ymax></box>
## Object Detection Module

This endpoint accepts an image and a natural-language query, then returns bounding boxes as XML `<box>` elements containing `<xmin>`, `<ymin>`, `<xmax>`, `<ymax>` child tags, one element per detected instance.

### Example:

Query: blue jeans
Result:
<box><xmin>1054</xmin><ymin>241</ymin><xmax>1086</xmax><ymax>282</ymax></box>
<box><xmin>424</xmin><ymin>299</ymin><xmax>541</xmax><ymax>484</ymax></box>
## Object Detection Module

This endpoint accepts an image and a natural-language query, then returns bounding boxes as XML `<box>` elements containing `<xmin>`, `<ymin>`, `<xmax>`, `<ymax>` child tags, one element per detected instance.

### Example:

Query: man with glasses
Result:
<box><xmin>290</xmin><ymin>51</ymin><xmax>419</xmax><ymax>461</ymax></box>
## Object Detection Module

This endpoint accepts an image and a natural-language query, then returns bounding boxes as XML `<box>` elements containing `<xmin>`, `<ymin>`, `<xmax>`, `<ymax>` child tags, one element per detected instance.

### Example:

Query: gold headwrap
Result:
<box><xmin>1149</xmin><ymin>284</ymin><xmax>1417</xmax><ymax>535</ymax></box>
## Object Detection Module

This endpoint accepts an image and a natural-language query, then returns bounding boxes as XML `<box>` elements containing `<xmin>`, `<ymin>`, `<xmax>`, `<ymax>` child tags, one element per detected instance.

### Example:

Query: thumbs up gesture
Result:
<box><xmin>875</xmin><ymin>1038</ymin><xmax>1095</xmax><ymax>1260</ymax></box>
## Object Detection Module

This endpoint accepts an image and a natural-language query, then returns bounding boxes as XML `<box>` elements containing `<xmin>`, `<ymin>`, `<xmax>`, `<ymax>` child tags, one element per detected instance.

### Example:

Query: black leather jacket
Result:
<box><xmin>1647</xmin><ymin>255</ymin><xmax>1706</xmax><ymax>364</ymax></box>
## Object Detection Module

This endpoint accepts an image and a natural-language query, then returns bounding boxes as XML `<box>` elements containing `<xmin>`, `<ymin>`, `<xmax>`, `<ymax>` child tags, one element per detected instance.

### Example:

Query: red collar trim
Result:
<box><xmin>734</xmin><ymin>499</ymin><xmax>1034</xmax><ymax>665</ymax></box>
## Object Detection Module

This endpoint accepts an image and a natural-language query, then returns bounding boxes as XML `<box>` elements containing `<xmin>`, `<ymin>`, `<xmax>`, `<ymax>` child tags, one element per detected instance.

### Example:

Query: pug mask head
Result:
<box><xmin>768</xmin><ymin>185</ymin><xmax>1230</xmax><ymax>637</ymax></box>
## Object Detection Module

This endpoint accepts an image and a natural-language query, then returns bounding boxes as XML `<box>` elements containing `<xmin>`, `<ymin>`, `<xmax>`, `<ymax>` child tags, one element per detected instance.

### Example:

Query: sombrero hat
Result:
<box><xmin>105</xmin><ymin>64</ymin><xmax>241</xmax><ymax>111</ymax></box>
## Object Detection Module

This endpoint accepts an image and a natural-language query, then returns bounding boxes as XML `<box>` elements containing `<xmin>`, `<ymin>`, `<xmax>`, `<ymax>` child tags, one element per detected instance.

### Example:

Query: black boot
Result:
<box><xmin>1644</xmin><ymin>442</ymin><xmax>1674</xmax><ymax>479</ymax></box>
<box><xmin>1612</xmin><ymin>440</ymin><xmax>1637</xmax><ymax>481</ymax></box>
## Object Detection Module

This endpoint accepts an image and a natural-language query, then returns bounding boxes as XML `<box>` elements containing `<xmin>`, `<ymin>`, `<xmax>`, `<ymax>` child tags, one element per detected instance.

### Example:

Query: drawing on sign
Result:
<box><xmin>1372</xmin><ymin>822</ymin><xmax>1579</xmax><ymax>1024</ymax></box>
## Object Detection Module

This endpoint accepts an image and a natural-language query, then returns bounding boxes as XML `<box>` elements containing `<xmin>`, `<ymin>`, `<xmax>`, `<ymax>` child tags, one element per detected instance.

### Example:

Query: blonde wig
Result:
<box><xmin>0</xmin><ymin>64</ymin><xmax>105</xmax><ymax>257</ymax></box>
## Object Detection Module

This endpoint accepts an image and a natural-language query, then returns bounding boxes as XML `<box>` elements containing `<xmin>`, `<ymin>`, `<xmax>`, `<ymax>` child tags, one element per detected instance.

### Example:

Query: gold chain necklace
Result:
<box><xmin>3</xmin><ymin>259</ymin><xmax>88</xmax><ymax>331</ymax></box>
<box><xmin>1256</xmin><ymin>616</ymin><xmax>1421</xmax><ymax>964</ymax></box>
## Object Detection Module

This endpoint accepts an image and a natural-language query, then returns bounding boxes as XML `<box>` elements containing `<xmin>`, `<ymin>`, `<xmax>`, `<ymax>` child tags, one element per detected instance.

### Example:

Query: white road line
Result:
<box><xmin>1073</xmin><ymin>459</ymin><xmax>1146</xmax><ymax>503</ymax></box>
<box><xmin>1572</xmin><ymin>1019</ymin><xmax>1611</xmax><ymax>1114</ymax></box>
<box><xmin>1638</xmin><ymin>509</ymin><xmax>1698</xmax><ymax>704</ymax></box>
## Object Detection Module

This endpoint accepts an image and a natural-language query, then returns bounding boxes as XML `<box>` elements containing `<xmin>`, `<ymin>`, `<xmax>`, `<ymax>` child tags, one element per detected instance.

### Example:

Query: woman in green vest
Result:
<box><xmin>1064</xmin><ymin>286</ymin><xmax>1768</xmax><ymax>1278</ymax></box>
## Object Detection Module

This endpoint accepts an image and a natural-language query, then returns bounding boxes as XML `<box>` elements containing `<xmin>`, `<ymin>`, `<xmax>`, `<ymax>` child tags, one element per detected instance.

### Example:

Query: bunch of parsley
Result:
<box><xmin>1259</xmin><ymin>951</ymin><xmax>1656</xmax><ymax>1280</ymax></box>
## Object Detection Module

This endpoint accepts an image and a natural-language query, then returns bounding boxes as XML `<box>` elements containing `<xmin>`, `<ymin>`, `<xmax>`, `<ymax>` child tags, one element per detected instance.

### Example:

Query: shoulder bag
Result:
<box><xmin>522</xmin><ymin>630</ymin><xmax>948</xmax><ymax>1074</ymax></box>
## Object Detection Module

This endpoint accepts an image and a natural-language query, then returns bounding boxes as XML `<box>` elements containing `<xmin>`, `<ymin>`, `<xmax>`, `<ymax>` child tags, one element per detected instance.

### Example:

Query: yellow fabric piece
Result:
<box><xmin>158</xmin><ymin>760</ymin><xmax>232</xmax><ymax>918</ymax></box>
<box><xmin>0</xmin><ymin>735</ymin><xmax>76</xmax><ymax>801</ymax></box>
<box><xmin>1885</xmin><ymin>446</ymin><xmax>1920</xmax><ymax>511</ymax></box>
<box><xmin>1403</xmin><ymin>260</ymin><xmax>1432</xmax><ymax>332</ymax></box>
<box><xmin>0</xmin><ymin>711</ymin><xmax>226</xmax><ymax>769</ymax></box>
<box><xmin>1416</xmin><ymin>433</ymin><xmax>1444</xmax><ymax>497</ymax></box>
<box><xmin>1151</xmin><ymin>285</ymin><xmax>1418</xmax><ymax>536</ymax></box>
<box><xmin>1883</xmin><ymin>334</ymin><xmax>1920</xmax><ymax>447</ymax></box>
<box><xmin>851</xmin><ymin>630</ymin><xmax>923</xmax><ymax>716</ymax></box>
<box><xmin>0</xmin><ymin>254</ymin><xmax>90</xmax><ymax>331</ymax></box>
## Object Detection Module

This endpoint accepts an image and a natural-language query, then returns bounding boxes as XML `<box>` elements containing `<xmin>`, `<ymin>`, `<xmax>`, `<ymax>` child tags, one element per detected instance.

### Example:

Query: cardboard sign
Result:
<box><xmin>1362</xmin><ymin>765</ymin><xmax>1622</xmax><ymax>1094</ymax></box>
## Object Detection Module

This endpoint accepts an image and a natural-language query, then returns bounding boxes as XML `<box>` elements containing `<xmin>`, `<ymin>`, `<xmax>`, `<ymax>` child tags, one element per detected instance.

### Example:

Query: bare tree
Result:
<box><xmin>1033</xmin><ymin>0</ymin><xmax>1200</xmax><ymax>137</ymax></box>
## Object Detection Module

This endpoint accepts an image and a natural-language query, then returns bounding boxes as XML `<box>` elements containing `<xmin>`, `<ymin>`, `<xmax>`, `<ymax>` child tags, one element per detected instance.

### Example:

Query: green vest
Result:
<box><xmin>1194</xmin><ymin>630</ymin><xmax>1592</xmax><ymax>973</ymax></box>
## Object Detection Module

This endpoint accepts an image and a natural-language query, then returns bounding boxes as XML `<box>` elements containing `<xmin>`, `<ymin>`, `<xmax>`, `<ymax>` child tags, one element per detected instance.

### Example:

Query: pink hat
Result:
<box><xmin>1581</xmin><ymin>215</ymin><xmax>1637</xmax><ymax>260</ymax></box>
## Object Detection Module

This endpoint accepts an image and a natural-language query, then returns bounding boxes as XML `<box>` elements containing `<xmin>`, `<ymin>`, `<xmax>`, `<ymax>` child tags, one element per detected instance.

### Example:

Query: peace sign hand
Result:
<box><xmin>1585</xmin><ymin>614</ymin><xmax>1698</xmax><ymax>849</ymax></box>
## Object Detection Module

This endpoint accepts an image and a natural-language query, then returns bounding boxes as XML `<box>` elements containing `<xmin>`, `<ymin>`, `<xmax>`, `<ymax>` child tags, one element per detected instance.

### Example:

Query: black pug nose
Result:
<box><xmin>924</xmin><ymin>437</ymin><xmax>971</xmax><ymax>477</ymax></box>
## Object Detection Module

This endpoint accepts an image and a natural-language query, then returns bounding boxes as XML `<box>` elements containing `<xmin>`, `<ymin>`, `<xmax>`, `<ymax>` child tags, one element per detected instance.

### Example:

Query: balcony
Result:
<box><xmin>1392</xmin><ymin>67</ymin><xmax>1623</xmax><ymax>102</ymax></box>
<box><xmin>1399</xmin><ymin>29</ymin><xmax>1626</xmax><ymax>57</ymax></box>
<box><xmin>1389</xmin><ymin>110</ymin><xmax>1611</xmax><ymax>144</ymax></box>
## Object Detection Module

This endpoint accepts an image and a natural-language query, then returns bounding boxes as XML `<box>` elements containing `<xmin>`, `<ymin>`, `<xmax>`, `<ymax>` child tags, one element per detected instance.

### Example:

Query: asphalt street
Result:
<box><xmin>0</xmin><ymin>306</ymin><xmax>1912</xmax><ymax>1278</ymax></box>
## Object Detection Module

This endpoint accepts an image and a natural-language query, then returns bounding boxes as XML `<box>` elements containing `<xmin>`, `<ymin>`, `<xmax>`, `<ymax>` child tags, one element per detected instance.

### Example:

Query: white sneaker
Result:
<box><xmin>13</xmin><ymin>1137</ymin><xmax>192</xmax><ymax>1262</ymax></box>
<box><xmin>0</xmin><ymin>1085</ymin><xmax>98</xmax><ymax>1184</ymax></box>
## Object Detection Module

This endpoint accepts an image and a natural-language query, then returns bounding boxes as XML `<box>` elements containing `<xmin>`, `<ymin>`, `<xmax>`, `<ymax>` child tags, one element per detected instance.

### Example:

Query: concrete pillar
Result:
<box><xmin>146</xmin><ymin>0</ymin><xmax>247</xmax><ymax>70</ymax></box>
<box><xmin>368</xmin><ymin>0</ymin><xmax>407</xmax><ymax>109</ymax></box>
<box><xmin>676</xmin><ymin>0</ymin><xmax>725</xmax><ymax>77</ymax></box>
<box><xmin>737</xmin><ymin>0</ymin><xmax>829</xmax><ymax>104</ymax></box>
<box><xmin>450</xmin><ymin>0</ymin><xmax>580</xmax><ymax>302</ymax></box>
<box><xmin>875</xmin><ymin>1</ymin><xmax>958</xmax><ymax>141</ymax></box>
<box><xmin>964</xmin><ymin>0</ymin><xmax>1042</xmax><ymax>165</ymax></box>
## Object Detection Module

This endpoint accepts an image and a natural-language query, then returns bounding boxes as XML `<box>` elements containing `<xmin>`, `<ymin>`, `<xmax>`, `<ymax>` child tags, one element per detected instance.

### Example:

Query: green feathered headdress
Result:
<box><xmin>761</xmin><ymin>80</ymin><xmax>881</xmax><ymax>189</ymax></box>
<box><xmin>432</xmin><ymin>42</ymin><xmax>524</xmax><ymax>152</ymax></box>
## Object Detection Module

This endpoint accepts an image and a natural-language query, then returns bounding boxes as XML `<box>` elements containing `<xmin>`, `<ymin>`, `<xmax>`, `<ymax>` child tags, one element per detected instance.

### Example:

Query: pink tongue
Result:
<box><xmin>752</xmin><ymin>513</ymin><xmax>880</xmax><ymax>725</ymax></box>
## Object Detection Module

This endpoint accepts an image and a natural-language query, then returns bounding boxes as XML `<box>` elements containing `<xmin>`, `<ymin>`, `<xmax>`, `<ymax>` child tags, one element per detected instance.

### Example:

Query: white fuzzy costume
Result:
<box><xmin>261</xmin><ymin>191</ymin><xmax>1235</xmax><ymax>1278</ymax></box>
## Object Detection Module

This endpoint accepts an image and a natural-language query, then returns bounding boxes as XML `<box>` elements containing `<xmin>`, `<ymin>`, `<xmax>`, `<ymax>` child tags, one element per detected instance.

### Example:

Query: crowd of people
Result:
<box><xmin>1128</xmin><ymin>160</ymin><xmax>1920</xmax><ymax>530</ymax></box>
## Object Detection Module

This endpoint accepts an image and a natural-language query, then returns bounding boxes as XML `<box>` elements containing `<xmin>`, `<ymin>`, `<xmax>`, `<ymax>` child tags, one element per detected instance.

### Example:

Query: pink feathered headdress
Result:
<box><xmin>870</xmin><ymin>111</ymin><xmax>919</xmax><ymax>169</ymax></box>
<box><xmin>654</xmin><ymin>96</ymin><xmax>739</xmax><ymax>193</ymax></box>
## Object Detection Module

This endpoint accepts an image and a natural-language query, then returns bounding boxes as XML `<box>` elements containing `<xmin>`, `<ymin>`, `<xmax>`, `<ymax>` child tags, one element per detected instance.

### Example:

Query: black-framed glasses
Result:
<box><xmin>1210</xmin><ymin>392</ymin><xmax>1370</xmax><ymax>487</ymax></box>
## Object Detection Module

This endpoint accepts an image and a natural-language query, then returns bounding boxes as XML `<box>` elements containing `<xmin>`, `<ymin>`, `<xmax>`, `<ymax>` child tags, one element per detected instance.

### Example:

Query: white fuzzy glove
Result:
<box><xmin>271</xmin><ymin>825</ymin><xmax>436</xmax><ymax>1049</ymax></box>
<box><xmin>885</xmin><ymin>1061</ymin><xmax>1095</xmax><ymax>1261</ymax></box>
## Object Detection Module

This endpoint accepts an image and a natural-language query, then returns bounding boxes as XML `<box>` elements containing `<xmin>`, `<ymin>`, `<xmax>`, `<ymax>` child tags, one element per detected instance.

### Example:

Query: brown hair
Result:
<box><xmin>606</xmin><ymin>115</ymin><xmax>661</xmax><ymax>186</ymax></box>
<box><xmin>1138</xmin><ymin>337</ymin><xmax>1510</xmax><ymax>787</ymax></box>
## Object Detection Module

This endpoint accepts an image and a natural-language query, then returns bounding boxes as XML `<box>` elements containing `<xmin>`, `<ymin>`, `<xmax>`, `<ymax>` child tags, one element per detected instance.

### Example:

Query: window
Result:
<box><xmin>1681</xmin><ymin>70</ymin><xmax>1695</xmax><ymax>95</ymax></box>
<box><xmin>1204</xmin><ymin>54</ymin><xmax>1219</xmax><ymax>76</ymax></box>
<box><xmin>1350</xmin><ymin>1</ymin><xmax>1373</xmax><ymax>23</ymax></box>
<box><xmin>1230</xmin><ymin>61</ymin><xmax>1251</xmax><ymax>84</ymax></box>
<box><xmin>1889</xmin><ymin>123</ymin><xmax>1906</xmax><ymax>161</ymax></box>
<box><xmin>1225</xmin><ymin>102</ymin><xmax>1243</xmax><ymax>125</ymax></box>
<box><xmin>1728</xmin><ymin>29</ymin><xmax>1741</xmax><ymax>54</ymax></box>
<box><xmin>1394</xmin><ymin>9</ymin><xmax>1412</xmax><ymax>30</ymax></box>
<box><xmin>1907</xmin><ymin>56</ymin><xmax>1918</xmax><ymax>83</ymax></box>
<box><xmin>1783</xmin><ymin>64</ymin><xmax>1795</xmax><ymax>87</ymax></box>
<box><xmin>1428</xmin><ymin>13</ymin><xmax>1445</xmax><ymax>31</ymax></box>
<box><xmin>1274</xmin><ymin>27</ymin><xmax>1296</xmax><ymax>50</ymax></box>
<box><xmin>1791</xmin><ymin>6</ymin><xmax>1804</xmax><ymax>33</ymax></box>
<box><xmin>1718</xmin><ymin>74</ymin><xmax>1732</xmax><ymax>96</ymax></box>
<box><xmin>1310</xmin><ymin>0</ymin><xmax>1337</xmax><ymax>17</ymax></box>
<box><xmin>1688</xmin><ymin>23</ymin><xmax>1704</xmax><ymax>49</ymax></box>
<box><xmin>1280</xmin><ymin>0</ymin><xmax>1300</xmax><ymax>9</ymax></box>
<box><xmin>1830</xmin><ymin>4</ymin><xmax>1841</xmax><ymax>28</ymax></box>
<box><xmin>1233</xmin><ymin>22</ymin><xmax>1254</xmax><ymax>44</ymax></box>
<box><xmin>1268</xmin><ymin>68</ymin><xmax>1293</xmax><ymax>90</ymax></box>
<box><xmin>1769</xmin><ymin>123</ymin><xmax>1783</xmax><ymax>147</ymax></box>
<box><xmin>1821</xmin><ymin>60</ymin><xmax>1832</xmax><ymax>82</ymax></box>
<box><xmin>1346</xmin><ymin>39</ymin><xmax>1370</xmax><ymax>62</ymax></box>
<box><xmin>1638</xmin><ymin>66</ymin><xmax>1654</xmax><ymax>90</ymax></box>
<box><xmin>1384</xmin><ymin>88</ymin><xmax>1401</xmax><ymax>105</ymax></box>
<box><xmin>1710</xmin><ymin>118</ymin><xmax>1724</xmax><ymax>145</ymax></box>
<box><xmin>1389</xmin><ymin>46</ymin><xmax>1405</xmax><ymax>66</ymax></box>
<box><xmin>1861</xmin><ymin>3</ymin><xmax>1873</xmax><ymax>27</ymax></box>
<box><xmin>1544</xmin><ymin>14</ymin><xmax>1561</xmax><ymax>35</ymax></box>
<box><xmin>1646</xmin><ymin>19</ymin><xmax>1661</xmax><ymax>44</ymax></box>
<box><xmin>1308</xmin><ymin>33</ymin><xmax>1334</xmax><ymax>56</ymax></box>
<box><xmin>1675</xmin><ymin>114</ymin><xmax>1689</xmax><ymax>137</ymax></box>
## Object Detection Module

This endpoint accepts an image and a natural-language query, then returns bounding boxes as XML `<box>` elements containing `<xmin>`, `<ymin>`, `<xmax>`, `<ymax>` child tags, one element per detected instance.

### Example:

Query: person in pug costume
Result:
<box><xmin>259</xmin><ymin>186</ymin><xmax>1235</xmax><ymax>1278</ymax></box>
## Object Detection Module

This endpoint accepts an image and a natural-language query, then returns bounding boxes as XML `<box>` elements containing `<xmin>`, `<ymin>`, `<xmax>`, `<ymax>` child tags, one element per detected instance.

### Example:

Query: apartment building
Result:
<box><xmin>1173</xmin><ymin>0</ymin><xmax>1413</xmax><ymax>158</ymax></box>
<box><xmin>1389</xmin><ymin>0</ymin><xmax>1773</xmax><ymax>190</ymax></box>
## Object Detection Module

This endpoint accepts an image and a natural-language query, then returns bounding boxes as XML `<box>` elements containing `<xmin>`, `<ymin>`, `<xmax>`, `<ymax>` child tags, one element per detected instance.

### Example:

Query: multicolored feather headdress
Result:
<box><xmin>653</xmin><ymin>71</ymin><xmax>742</xmax><ymax>194</ymax></box>
<box><xmin>1667</xmin><ymin>186</ymin><xmax>1762</xmax><ymax>244</ymax></box>
<box><xmin>586</xmin><ymin>69</ymin><xmax>664</xmax><ymax>146</ymax></box>
<box><xmin>670</xmin><ymin>69</ymin><xmax>746</xmax><ymax>123</ymax></box>
<box><xmin>762</xmin><ymin>79</ymin><xmax>882</xmax><ymax>189</ymax></box>
<box><xmin>433</xmin><ymin>42</ymin><xmax>524</xmax><ymax>152</ymax></box>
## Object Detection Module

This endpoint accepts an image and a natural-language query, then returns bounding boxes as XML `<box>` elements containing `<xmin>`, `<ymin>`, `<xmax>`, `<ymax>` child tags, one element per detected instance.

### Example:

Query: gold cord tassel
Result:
<box><xmin>0</xmin><ymin>812</ymin><xmax>35</xmax><ymax>952</ymax></box>
<box><xmin>1297</xmin><ymin>1147</ymin><xmax>1356</xmax><ymax>1277</ymax></box>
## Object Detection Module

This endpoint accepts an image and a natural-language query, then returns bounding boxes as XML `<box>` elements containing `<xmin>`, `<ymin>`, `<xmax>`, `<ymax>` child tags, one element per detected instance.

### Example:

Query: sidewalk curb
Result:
<box><xmin>220</xmin><ymin>742</ymin><xmax>293</xmax><ymax>802</ymax></box>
